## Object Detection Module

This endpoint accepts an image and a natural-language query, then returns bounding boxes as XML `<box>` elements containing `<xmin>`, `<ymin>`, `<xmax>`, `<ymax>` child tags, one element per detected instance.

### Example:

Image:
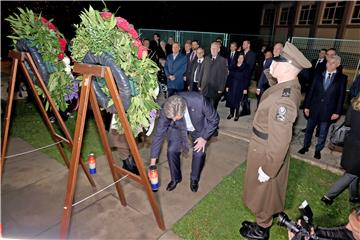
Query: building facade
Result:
<box><xmin>259</xmin><ymin>1</ymin><xmax>360</xmax><ymax>42</ymax></box>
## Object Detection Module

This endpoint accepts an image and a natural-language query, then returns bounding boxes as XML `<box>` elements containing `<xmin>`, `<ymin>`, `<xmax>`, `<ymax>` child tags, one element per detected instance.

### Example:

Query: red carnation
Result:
<box><xmin>58</xmin><ymin>38</ymin><xmax>67</xmax><ymax>52</ymax></box>
<box><xmin>137</xmin><ymin>46</ymin><xmax>147</xmax><ymax>59</ymax></box>
<box><xmin>116</xmin><ymin>17</ymin><xmax>129</xmax><ymax>31</ymax></box>
<box><xmin>40</xmin><ymin>17</ymin><xmax>57</xmax><ymax>30</ymax></box>
<box><xmin>40</xmin><ymin>17</ymin><xmax>48</xmax><ymax>24</ymax></box>
<box><xmin>133</xmin><ymin>38</ymin><xmax>142</xmax><ymax>48</ymax></box>
<box><xmin>128</xmin><ymin>27</ymin><xmax>138</xmax><ymax>39</ymax></box>
<box><xmin>48</xmin><ymin>22</ymin><xmax>56</xmax><ymax>30</ymax></box>
<box><xmin>57</xmin><ymin>53</ymin><xmax>64</xmax><ymax>60</ymax></box>
<box><xmin>100</xmin><ymin>11</ymin><xmax>113</xmax><ymax>20</ymax></box>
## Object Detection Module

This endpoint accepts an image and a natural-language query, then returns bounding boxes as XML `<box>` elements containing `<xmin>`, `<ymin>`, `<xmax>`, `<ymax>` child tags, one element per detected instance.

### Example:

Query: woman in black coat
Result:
<box><xmin>225</xmin><ymin>53</ymin><xmax>251</xmax><ymax>121</ymax></box>
<box><xmin>322</xmin><ymin>95</ymin><xmax>360</xmax><ymax>205</ymax></box>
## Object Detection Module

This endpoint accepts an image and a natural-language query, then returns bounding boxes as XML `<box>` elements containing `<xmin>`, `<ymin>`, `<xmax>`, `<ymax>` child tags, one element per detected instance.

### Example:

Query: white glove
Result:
<box><xmin>258</xmin><ymin>167</ymin><xmax>270</xmax><ymax>183</ymax></box>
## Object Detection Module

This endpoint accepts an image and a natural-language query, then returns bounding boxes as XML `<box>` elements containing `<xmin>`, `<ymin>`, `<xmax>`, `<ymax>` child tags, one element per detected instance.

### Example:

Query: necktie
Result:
<box><xmin>190</xmin><ymin>52</ymin><xmax>195</xmax><ymax>61</ymax></box>
<box><xmin>324</xmin><ymin>73</ymin><xmax>332</xmax><ymax>90</ymax></box>
<box><xmin>231</xmin><ymin>52</ymin><xmax>234</xmax><ymax>59</ymax></box>
<box><xmin>315</xmin><ymin>59</ymin><xmax>321</xmax><ymax>68</ymax></box>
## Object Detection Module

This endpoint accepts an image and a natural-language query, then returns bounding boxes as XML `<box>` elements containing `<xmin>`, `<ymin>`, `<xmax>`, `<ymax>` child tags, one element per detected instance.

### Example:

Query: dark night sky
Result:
<box><xmin>1</xmin><ymin>1</ymin><xmax>265</xmax><ymax>57</ymax></box>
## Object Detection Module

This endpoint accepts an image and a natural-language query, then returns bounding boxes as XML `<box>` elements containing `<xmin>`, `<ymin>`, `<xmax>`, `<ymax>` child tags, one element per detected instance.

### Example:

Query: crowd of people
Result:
<box><xmin>137</xmin><ymin>33</ymin><xmax>360</xmax><ymax>240</ymax></box>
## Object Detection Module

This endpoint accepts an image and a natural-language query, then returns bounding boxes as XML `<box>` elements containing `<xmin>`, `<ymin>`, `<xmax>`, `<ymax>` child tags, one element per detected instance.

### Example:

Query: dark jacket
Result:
<box><xmin>186</xmin><ymin>58</ymin><xmax>206</xmax><ymax>90</ymax></box>
<box><xmin>226</xmin><ymin>51</ymin><xmax>238</xmax><ymax>68</ymax></box>
<box><xmin>257</xmin><ymin>58</ymin><xmax>273</xmax><ymax>93</ymax></box>
<box><xmin>350</xmin><ymin>74</ymin><xmax>360</xmax><ymax>100</ymax></box>
<box><xmin>200</xmin><ymin>55</ymin><xmax>228</xmax><ymax>99</ymax></box>
<box><xmin>243</xmin><ymin>50</ymin><xmax>256</xmax><ymax>72</ymax></box>
<box><xmin>304</xmin><ymin>71</ymin><xmax>347</xmax><ymax>122</ymax></box>
<box><xmin>150</xmin><ymin>92</ymin><xmax>220</xmax><ymax>159</ymax></box>
<box><xmin>225</xmin><ymin>63</ymin><xmax>251</xmax><ymax>108</ymax></box>
<box><xmin>311</xmin><ymin>58</ymin><xmax>327</xmax><ymax>76</ymax></box>
<box><xmin>341</xmin><ymin>105</ymin><xmax>360</xmax><ymax>176</ymax></box>
<box><xmin>165</xmin><ymin>53</ymin><xmax>188</xmax><ymax>90</ymax></box>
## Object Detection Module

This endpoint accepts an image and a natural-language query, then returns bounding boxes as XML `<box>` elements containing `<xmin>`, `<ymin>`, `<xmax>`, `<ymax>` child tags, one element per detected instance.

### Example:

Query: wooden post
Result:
<box><xmin>59</xmin><ymin>63</ymin><xmax>165</xmax><ymax>239</ymax></box>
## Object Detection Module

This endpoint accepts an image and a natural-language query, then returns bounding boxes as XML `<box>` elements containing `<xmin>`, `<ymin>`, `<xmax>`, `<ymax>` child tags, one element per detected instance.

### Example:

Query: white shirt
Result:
<box><xmin>193</xmin><ymin>58</ymin><xmax>204</xmax><ymax>83</ymax></box>
<box><xmin>325</xmin><ymin>70</ymin><xmax>337</xmax><ymax>80</ymax></box>
<box><xmin>173</xmin><ymin>53</ymin><xmax>178</xmax><ymax>61</ymax></box>
<box><xmin>184</xmin><ymin>107</ymin><xmax>195</xmax><ymax>132</ymax></box>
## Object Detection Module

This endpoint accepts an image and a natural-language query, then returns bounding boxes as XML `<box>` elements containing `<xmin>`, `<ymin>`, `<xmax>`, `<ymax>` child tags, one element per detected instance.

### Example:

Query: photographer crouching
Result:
<box><xmin>282</xmin><ymin>205</ymin><xmax>360</xmax><ymax>240</ymax></box>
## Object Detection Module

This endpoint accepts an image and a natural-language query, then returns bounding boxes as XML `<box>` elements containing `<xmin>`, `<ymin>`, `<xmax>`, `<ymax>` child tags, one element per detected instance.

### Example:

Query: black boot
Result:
<box><xmin>122</xmin><ymin>155</ymin><xmax>139</xmax><ymax>175</ymax></box>
<box><xmin>239</xmin><ymin>221</ymin><xmax>270</xmax><ymax>240</ymax></box>
<box><xmin>234</xmin><ymin>108</ymin><xmax>240</xmax><ymax>121</ymax></box>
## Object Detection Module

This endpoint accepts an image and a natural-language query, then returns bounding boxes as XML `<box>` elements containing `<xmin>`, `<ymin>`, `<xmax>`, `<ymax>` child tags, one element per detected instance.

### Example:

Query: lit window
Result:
<box><xmin>322</xmin><ymin>1</ymin><xmax>346</xmax><ymax>24</ymax></box>
<box><xmin>298</xmin><ymin>4</ymin><xmax>316</xmax><ymax>25</ymax></box>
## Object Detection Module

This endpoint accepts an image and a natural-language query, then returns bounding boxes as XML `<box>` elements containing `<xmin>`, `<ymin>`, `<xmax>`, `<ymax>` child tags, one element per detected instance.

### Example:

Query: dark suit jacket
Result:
<box><xmin>200</xmin><ymin>55</ymin><xmax>228</xmax><ymax>98</ymax></box>
<box><xmin>150</xmin><ymin>92</ymin><xmax>220</xmax><ymax>159</ymax></box>
<box><xmin>311</xmin><ymin>58</ymin><xmax>327</xmax><ymax>76</ymax></box>
<box><xmin>257</xmin><ymin>58</ymin><xmax>273</xmax><ymax>93</ymax></box>
<box><xmin>187</xmin><ymin>58</ymin><xmax>206</xmax><ymax>90</ymax></box>
<box><xmin>165</xmin><ymin>53</ymin><xmax>188</xmax><ymax>90</ymax></box>
<box><xmin>227</xmin><ymin>51</ymin><xmax>238</xmax><ymax>68</ymax></box>
<box><xmin>243</xmin><ymin>50</ymin><xmax>256</xmax><ymax>71</ymax></box>
<box><xmin>341</xmin><ymin>105</ymin><xmax>360</xmax><ymax>175</ymax></box>
<box><xmin>304</xmin><ymin>71</ymin><xmax>347</xmax><ymax>122</ymax></box>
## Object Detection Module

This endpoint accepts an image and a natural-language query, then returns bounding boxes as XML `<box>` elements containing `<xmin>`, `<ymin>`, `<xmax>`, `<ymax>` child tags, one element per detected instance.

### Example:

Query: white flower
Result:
<box><xmin>62</xmin><ymin>56</ymin><xmax>71</xmax><ymax>66</ymax></box>
<box><xmin>65</xmin><ymin>66</ymin><xmax>72</xmax><ymax>74</ymax></box>
<box><xmin>154</xmin><ymin>86</ymin><xmax>159</xmax><ymax>97</ymax></box>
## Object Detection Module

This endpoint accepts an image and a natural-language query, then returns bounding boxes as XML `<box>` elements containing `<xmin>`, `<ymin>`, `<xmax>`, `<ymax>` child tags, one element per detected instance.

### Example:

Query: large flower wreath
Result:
<box><xmin>72</xmin><ymin>6</ymin><xmax>159</xmax><ymax>135</ymax></box>
<box><xmin>6</xmin><ymin>8</ymin><xmax>77</xmax><ymax>111</ymax></box>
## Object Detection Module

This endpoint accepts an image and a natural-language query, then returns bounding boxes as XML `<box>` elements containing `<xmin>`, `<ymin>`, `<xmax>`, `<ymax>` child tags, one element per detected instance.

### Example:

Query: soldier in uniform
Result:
<box><xmin>239</xmin><ymin>42</ymin><xmax>312</xmax><ymax>240</ymax></box>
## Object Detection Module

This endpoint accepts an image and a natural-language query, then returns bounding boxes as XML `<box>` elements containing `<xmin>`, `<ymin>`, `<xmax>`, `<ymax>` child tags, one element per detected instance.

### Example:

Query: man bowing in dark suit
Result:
<box><xmin>149</xmin><ymin>92</ymin><xmax>219</xmax><ymax>192</ymax></box>
<box><xmin>299</xmin><ymin>55</ymin><xmax>347</xmax><ymax>159</ymax></box>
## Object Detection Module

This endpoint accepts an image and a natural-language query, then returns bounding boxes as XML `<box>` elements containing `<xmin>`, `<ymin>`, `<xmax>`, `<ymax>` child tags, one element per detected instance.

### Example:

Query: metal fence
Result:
<box><xmin>291</xmin><ymin>37</ymin><xmax>360</xmax><ymax>82</ymax></box>
<box><xmin>178</xmin><ymin>31</ymin><xmax>227</xmax><ymax>54</ymax></box>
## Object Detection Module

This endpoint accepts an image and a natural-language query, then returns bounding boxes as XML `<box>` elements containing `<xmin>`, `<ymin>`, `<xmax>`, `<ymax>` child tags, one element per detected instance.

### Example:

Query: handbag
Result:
<box><xmin>239</xmin><ymin>94</ymin><xmax>251</xmax><ymax>116</ymax></box>
<box><xmin>328</xmin><ymin>121</ymin><xmax>350</xmax><ymax>152</ymax></box>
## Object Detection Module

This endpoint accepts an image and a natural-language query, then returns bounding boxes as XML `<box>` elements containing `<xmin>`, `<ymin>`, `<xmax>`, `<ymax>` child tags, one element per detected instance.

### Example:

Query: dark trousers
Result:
<box><xmin>303</xmin><ymin>117</ymin><xmax>331</xmax><ymax>152</ymax></box>
<box><xmin>168</xmin><ymin>88</ymin><xmax>182</xmax><ymax>97</ymax></box>
<box><xmin>167</xmin><ymin>130</ymin><xmax>206</xmax><ymax>182</ymax></box>
<box><xmin>230</xmin><ymin>107</ymin><xmax>239</xmax><ymax>116</ymax></box>
<box><xmin>191</xmin><ymin>82</ymin><xmax>199</xmax><ymax>92</ymax></box>
<box><xmin>207</xmin><ymin>93</ymin><xmax>222</xmax><ymax>111</ymax></box>
<box><xmin>325</xmin><ymin>173</ymin><xmax>359</xmax><ymax>199</ymax></box>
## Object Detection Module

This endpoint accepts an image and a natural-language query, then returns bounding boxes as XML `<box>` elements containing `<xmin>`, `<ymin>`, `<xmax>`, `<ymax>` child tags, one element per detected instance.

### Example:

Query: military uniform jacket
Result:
<box><xmin>243</xmin><ymin>79</ymin><xmax>301</xmax><ymax>217</ymax></box>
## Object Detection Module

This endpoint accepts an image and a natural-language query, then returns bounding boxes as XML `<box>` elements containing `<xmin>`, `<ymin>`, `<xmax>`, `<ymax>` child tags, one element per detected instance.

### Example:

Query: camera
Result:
<box><xmin>278</xmin><ymin>200</ymin><xmax>315</xmax><ymax>240</ymax></box>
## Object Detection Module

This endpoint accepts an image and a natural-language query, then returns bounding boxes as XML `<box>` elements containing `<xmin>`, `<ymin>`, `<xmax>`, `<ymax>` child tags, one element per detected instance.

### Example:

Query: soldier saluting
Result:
<box><xmin>240</xmin><ymin>42</ymin><xmax>311</xmax><ymax>240</ymax></box>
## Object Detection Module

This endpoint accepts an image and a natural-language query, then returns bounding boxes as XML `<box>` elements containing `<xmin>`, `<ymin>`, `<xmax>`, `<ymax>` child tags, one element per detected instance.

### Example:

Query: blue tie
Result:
<box><xmin>324</xmin><ymin>73</ymin><xmax>332</xmax><ymax>90</ymax></box>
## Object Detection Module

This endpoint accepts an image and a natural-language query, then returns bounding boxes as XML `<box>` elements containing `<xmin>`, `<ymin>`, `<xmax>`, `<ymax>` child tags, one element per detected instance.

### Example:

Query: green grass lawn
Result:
<box><xmin>173</xmin><ymin>159</ymin><xmax>355</xmax><ymax>240</ymax></box>
<box><xmin>7</xmin><ymin>99</ymin><xmax>104</xmax><ymax>163</ymax></box>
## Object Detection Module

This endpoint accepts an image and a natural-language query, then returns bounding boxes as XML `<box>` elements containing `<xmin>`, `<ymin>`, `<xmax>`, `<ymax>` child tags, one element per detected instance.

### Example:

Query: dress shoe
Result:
<box><xmin>298</xmin><ymin>147</ymin><xmax>309</xmax><ymax>154</ymax></box>
<box><xmin>122</xmin><ymin>156</ymin><xmax>139</xmax><ymax>175</ymax></box>
<box><xmin>239</xmin><ymin>222</ymin><xmax>270</xmax><ymax>240</ymax></box>
<box><xmin>190</xmin><ymin>180</ymin><xmax>199</xmax><ymax>192</ymax></box>
<box><xmin>227</xmin><ymin>114</ymin><xmax>234</xmax><ymax>120</ymax></box>
<box><xmin>321</xmin><ymin>195</ymin><xmax>333</xmax><ymax>205</ymax></box>
<box><xmin>234</xmin><ymin>116</ymin><xmax>240</xmax><ymax>121</ymax></box>
<box><xmin>301</xmin><ymin>128</ymin><xmax>306</xmax><ymax>133</ymax></box>
<box><xmin>314</xmin><ymin>151</ymin><xmax>321</xmax><ymax>159</ymax></box>
<box><xmin>166</xmin><ymin>179</ymin><xmax>181</xmax><ymax>191</ymax></box>
<box><xmin>349</xmin><ymin>197</ymin><xmax>360</xmax><ymax>204</ymax></box>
